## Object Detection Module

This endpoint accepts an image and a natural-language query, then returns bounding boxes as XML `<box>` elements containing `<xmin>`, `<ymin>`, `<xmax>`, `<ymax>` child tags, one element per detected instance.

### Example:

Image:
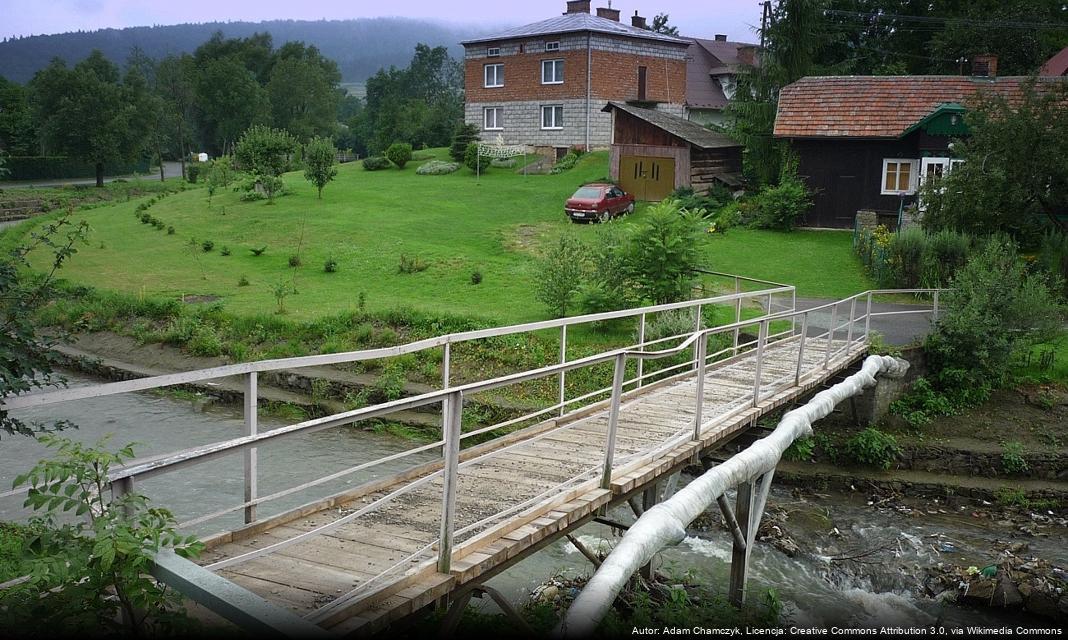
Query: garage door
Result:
<box><xmin>620</xmin><ymin>155</ymin><xmax>675</xmax><ymax>201</ymax></box>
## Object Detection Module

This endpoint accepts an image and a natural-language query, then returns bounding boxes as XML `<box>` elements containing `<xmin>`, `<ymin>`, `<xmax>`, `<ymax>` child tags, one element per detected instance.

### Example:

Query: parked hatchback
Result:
<box><xmin>564</xmin><ymin>183</ymin><xmax>635</xmax><ymax>223</ymax></box>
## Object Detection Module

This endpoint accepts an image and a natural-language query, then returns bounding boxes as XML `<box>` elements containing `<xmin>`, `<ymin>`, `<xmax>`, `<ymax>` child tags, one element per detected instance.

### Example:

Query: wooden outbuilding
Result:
<box><xmin>602</xmin><ymin>101</ymin><xmax>743</xmax><ymax>201</ymax></box>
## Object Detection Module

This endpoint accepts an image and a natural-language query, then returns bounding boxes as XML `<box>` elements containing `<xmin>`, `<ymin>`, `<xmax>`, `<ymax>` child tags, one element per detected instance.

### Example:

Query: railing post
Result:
<box><xmin>558</xmin><ymin>325</ymin><xmax>567</xmax><ymax>416</ymax></box>
<box><xmin>601</xmin><ymin>354</ymin><xmax>626</xmax><ymax>490</ymax></box>
<box><xmin>111</xmin><ymin>475</ymin><xmax>135</xmax><ymax>517</ymax></box>
<box><xmin>437</xmin><ymin>390</ymin><xmax>463</xmax><ymax>574</ymax></box>
<box><xmin>636</xmin><ymin>313</ymin><xmax>646</xmax><ymax>389</ymax></box>
<box><xmin>442</xmin><ymin>341</ymin><xmax>451</xmax><ymax>389</ymax></box>
<box><xmin>845</xmin><ymin>297</ymin><xmax>857</xmax><ymax>352</ymax></box>
<box><xmin>823</xmin><ymin>303</ymin><xmax>838</xmax><ymax>370</ymax></box>
<box><xmin>732</xmin><ymin>296</ymin><xmax>742</xmax><ymax>356</ymax></box>
<box><xmin>932</xmin><ymin>290</ymin><xmax>940</xmax><ymax>322</ymax></box>
<box><xmin>791</xmin><ymin>288</ymin><xmax>797</xmax><ymax>335</ymax></box>
<box><xmin>864</xmin><ymin>292</ymin><xmax>873</xmax><ymax>343</ymax></box>
<box><xmin>693</xmin><ymin>333</ymin><xmax>708</xmax><ymax>441</ymax></box>
<box><xmin>243</xmin><ymin>371</ymin><xmax>258</xmax><ymax>524</ymax></box>
<box><xmin>751</xmin><ymin>321</ymin><xmax>768</xmax><ymax>408</ymax></box>
<box><xmin>794</xmin><ymin>313</ymin><xmax>809</xmax><ymax>386</ymax></box>
<box><xmin>692</xmin><ymin>305</ymin><xmax>703</xmax><ymax>371</ymax></box>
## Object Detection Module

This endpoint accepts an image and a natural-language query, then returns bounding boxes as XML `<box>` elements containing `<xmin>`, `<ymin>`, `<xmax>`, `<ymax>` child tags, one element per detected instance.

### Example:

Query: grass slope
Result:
<box><xmin>27</xmin><ymin>150</ymin><xmax>871</xmax><ymax>325</ymax></box>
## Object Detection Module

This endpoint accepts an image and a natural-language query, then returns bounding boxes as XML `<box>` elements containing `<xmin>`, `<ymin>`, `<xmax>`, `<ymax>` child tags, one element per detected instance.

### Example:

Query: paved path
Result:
<box><xmin>795</xmin><ymin>297</ymin><xmax>933</xmax><ymax>346</ymax></box>
<box><xmin>0</xmin><ymin>161</ymin><xmax>184</xmax><ymax>189</ymax></box>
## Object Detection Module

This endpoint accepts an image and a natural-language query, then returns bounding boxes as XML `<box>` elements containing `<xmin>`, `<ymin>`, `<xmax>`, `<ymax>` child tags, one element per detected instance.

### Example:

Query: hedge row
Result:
<box><xmin>5</xmin><ymin>156</ymin><xmax>151</xmax><ymax>181</ymax></box>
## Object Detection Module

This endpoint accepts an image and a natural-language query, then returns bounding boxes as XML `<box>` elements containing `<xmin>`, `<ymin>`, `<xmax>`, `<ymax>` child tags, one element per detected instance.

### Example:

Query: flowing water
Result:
<box><xmin>1</xmin><ymin>371</ymin><xmax>1062</xmax><ymax>628</ymax></box>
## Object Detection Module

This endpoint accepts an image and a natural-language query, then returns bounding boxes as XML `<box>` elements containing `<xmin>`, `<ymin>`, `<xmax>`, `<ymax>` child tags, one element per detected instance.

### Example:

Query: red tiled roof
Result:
<box><xmin>1041</xmin><ymin>45</ymin><xmax>1068</xmax><ymax>76</ymax></box>
<box><xmin>774</xmin><ymin>76</ymin><xmax>1059</xmax><ymax>139</ymax></box>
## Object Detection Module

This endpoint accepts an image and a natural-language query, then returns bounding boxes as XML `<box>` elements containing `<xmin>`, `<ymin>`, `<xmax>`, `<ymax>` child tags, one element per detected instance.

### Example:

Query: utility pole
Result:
<box><xmin>759</xmin><ymin>1</ymin><xmax>771</xmax><ymax>49</ymax></box>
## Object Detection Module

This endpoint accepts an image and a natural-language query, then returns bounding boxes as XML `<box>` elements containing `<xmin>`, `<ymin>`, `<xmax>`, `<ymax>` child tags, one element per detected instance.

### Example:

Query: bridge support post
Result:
<box><xmin>727</xmin><ymin>480</ymin><xmax>755</xmax><ymax>607</ymax></box>
<box><xmin>438</xmin><ymin>390</ymin><xmax>463</xmax><ymax>574</ymax></box>
<box><xmin>243</xmin><ymin>372</ymin><xmax>258</xmax><ymax>524</ymax></box>
<box><xmin>639</xmin><ymin>483</ymin><xmax>659</xmax><ymax>580</ymax></box>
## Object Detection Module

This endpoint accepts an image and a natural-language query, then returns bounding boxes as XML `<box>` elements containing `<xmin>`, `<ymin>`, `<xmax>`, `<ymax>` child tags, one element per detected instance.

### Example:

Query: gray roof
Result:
<box><xmin>461</xmin><ymin>13</ymin><xmax>690</xmax><ymax>46</ymax></box>
<box><xmin>602</xmin><ymin>102</ymin><xmax>741</xmax><ymax>149</ymax></box>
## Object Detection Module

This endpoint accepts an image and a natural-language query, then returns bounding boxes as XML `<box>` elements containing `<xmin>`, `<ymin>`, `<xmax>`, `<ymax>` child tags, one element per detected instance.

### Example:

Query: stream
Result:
<box><xmin>1</xmin><ymin>372</ymin><xmax>1063</xmax><ymax>629</ymax></box>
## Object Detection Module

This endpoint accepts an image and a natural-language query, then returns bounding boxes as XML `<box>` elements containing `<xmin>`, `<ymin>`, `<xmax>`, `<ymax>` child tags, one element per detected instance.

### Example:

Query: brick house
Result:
<box><xmin>460</xmin><ymin>0</ymin><xmax>690</xmax><ymax>157</ymax></box>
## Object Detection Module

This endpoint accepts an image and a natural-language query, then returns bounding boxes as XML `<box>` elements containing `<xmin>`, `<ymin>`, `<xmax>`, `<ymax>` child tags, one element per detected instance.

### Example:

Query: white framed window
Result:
<box><xmin>545</xmin><ymin>41</ymin><xmax>560</xmax><ymax>52</ymax></box>
<box><xmin>881</xmin><ymin>158</ymin><xmax>917</xmax><ymax>195</ymax></box>
<box><xmin>487</xmin><ymin>47</ymin><xmax>500</xmax><ymax>57</ymax></box>
<box><xmin>483</xmin><ymin>107</ymin><xmax>503</xmax><ymax>130</ymax></box>
<box><xmin>484</xmin><ymin>63</ymin><xmax>504</xmax><ymax>88</ymax></box>
<box><xmin>541</xmin><ymin>59</ymin><xmax>564</xmax><ymax>85</ymax></box>
<box><xmin>541</xmin><ymin>105</ymin><xmax>564</xmax><ymax>129</ymax></box>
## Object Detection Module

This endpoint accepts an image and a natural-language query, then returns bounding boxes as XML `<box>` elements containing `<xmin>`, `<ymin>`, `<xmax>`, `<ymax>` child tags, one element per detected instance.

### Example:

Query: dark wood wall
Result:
<box><xmin>791</xmin><ymin>136</ymin><xmax>921</xmax><ymax>228</ymax></box>
<box><xmin>691</xmin><ymin>147</ymin><xmax>742</xmax><ymax>193</ymax></box>
<box><xmin>612</xmin><ymin>110</ymin><xmax>688</xmax><ymax>147</ymax></box>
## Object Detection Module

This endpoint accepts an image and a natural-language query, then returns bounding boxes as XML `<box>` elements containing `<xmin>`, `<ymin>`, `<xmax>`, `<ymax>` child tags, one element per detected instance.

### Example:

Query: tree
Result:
<box><xmin>234</xmin><ymin>125</ymin><xmax>297</xmax><ymax>203</ymax></box>
<box><xmin>534</xmin><ymin>236</ymin><xmax>588</xmax><ymax>318</ymax></box>
<box><xmin>155</xmin><ymin>55</ymin><xmax>197</xmax><ymax>180</ymax></box>
<box><xmin>450</xmin><ymin>122</ymin><xmax>479</xmax><ymax>163</ymax></box>
<box><xmin>920</xmin><ymin>79</ymin><xmax>1068</xmax><ymax>236</ymax></box>
<box><xmin>194</xmin><ymin>57</ymin><xmax>270</xmax><ymax>156</ymax></box>
<box><xmin>303</xmin><ymin>137</ymin><xmax>338</xmax><ymax>199</ymax></box>
<box><xmin>267</xmin><ymin>43</ymin><xmax>342</xmax><ymax>141</ymax></box>
<box><xmin>650</xmin><ymin>13</ymin><xmax>679</xmax><ymax>35</ymax></box>
<box><xmin>206</xmin><ymin>156</ymin><xmax>236</xmax><ymax>205</ymax></box>
<box><xmin>0</xmin><ymin>76</ymin><xmax>36</xmax><ymax>156</ymax></box>
<box><xmin>626</xmin><ymin>200</ymin><xmax>703</xmax><ymax>304</ymax></box>
<box><xmin>29</xmin><ymin>51</ymin><xmax>153</xmax><ymax>187</ymax></box>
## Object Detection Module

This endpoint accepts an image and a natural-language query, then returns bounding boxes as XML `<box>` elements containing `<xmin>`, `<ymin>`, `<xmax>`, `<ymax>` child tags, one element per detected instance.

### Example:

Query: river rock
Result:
<box><xmin>1024</xmin><ymin>591</ymin><xmax>1060</xmax><ymax>618</ymax></box>
<box><xmin>991</xmin><ymin>578</ymin><xmax>1023</xmax><ymax>608</ymax></box>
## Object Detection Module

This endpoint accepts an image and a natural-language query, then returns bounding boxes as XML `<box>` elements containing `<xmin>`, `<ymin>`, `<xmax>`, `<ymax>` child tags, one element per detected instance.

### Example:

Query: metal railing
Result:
<box><xmin>0</xmin><ymin>277</ymin><xmax>942</xmax><ymax>604</ymax></box>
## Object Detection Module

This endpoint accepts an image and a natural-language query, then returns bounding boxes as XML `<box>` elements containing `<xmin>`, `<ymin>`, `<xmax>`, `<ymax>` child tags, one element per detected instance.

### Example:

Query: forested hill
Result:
<box><xmin>0</xmin><ymin>18</ymin><xmax>496</xmax><ymax>83</ymax></box>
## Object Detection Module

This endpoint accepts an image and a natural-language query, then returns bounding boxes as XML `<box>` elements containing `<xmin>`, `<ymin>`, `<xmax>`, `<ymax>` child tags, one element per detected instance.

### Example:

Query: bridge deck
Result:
<box><xmin>198</xmin><ymin>336</ymin><xmax>866</xmax><ymax>634</ymax></box>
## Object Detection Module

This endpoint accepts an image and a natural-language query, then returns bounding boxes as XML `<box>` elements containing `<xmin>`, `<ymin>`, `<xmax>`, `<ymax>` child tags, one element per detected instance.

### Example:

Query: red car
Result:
<box><xmin>564</xmin><ymin>183</ymin><xmax>635</xmax><ymax>223</ymax></box>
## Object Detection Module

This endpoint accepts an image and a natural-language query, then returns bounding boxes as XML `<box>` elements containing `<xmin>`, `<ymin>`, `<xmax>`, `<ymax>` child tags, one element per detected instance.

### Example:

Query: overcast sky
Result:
<box><xmin>1</xmin><ymin>0</ymin><xmax>763</xmax><ymax>42</ymax></box>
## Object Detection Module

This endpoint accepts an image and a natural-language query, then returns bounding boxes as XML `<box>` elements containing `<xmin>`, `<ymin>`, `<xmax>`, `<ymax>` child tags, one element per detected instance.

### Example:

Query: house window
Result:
<box><xmin>487</xmin><ymin>47</ymin><xmax>500</xmax><ymax>57</ymax></box>
<box><xmin>545</xmin><ymin>41</ymin><xmax>560</xmax><ymax>52</ymax></box>
<box><xmin>542</xmin><ymin>59</ymin><xmax>564</xmax><ymax>84</ymax></box>
<box><xmin>484</xmin><ymin>63</ymin><xmax>504</xmax><ymax>88</ymax></box>
<box><xmin>483</xmin><ymin>107</ymin><xmax>503</xmax><ymax>130</ymax></box>
<box><xmin>881</xmin><ymin>158</ymin><xmax>916</xmax><ymax>195</ymax></box>
<box><xmin>542</xmin><ymin>105</ymin><xmax>564</xmax><ymax>129</ymax></box>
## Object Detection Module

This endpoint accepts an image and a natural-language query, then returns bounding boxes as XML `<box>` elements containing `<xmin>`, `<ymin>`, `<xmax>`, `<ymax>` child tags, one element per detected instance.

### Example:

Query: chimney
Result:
<box><xmin>631</xmin><ymin>11</ymin><xmax>647</xmax><ymax>29</ymax></box>
<box><xmin>714</xmin><ymin>34</ymin><xmax>727</xmax><ymax>41</ymax></box>
<box><xmin>971</xmin><ymin>54</ymin><xmax>998</xmax><ymax>78</ymax></box>
<box><xmin>597</xmin><ymin>7</ymin><xmax>621</xmax><ymax>21</ymax></box>
<box><xmin>565</xmin><ymin>0</ymin><xmax>591</xmax><ymax>14</ymax></box>
<box><xmin>737</xmin><ymin>44</ymin><xmax>757</xmax><ymax>67</ymax></box>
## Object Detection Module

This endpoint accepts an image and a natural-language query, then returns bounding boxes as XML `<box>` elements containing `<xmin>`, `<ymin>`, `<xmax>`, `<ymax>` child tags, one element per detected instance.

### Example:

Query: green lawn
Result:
<box><xmin>25</xmin><ymin>149</ymin><xmax>871</xmax><ymax>325</ymax></box>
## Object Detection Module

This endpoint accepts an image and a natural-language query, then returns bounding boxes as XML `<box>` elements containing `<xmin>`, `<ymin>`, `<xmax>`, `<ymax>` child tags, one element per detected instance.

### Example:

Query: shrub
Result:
<box><xmin>239</xmin><ymin>190</ymin><xmax>267</xmax><ymax>202</ymax></box>
<box><xmin>416</xmin><ymin>160</ymin><xmax>461</xmax><ymax>175</ymax></box>
<box><xmin>845</xmin><ymin>428</ymin><xmax>901</xmax><ymax>469</ymax></box>
<box><xmin>234</xmin><ymin>125</ymin><xmax>298</xmax><ymax>203</ymax></box>
<box><xmin>186</xmin><ymin>163</ymin><xmax>201</xmax><ymax>183</ymax></box>
<box><xmin>1001</xmin><ymin>441</ymin><xmax>1030</xmax><ymax>474</ymax></box>
<box><xmin>470</xmin><ymin>271</ymin><xmax>483</xmax><ymax>285</ymax></box>
<box><xmin>166</xmin><ymin>225</ymin><xmax>175</xmax><ymax>235</ymax></box>
<box><xmin>890</xmin><ymin>377</ymin><xmax>958</xmax><ymax>429</ymax></box>
<box><xmin>397</xmin><ymin>254</ymin><xmax>429</xmax><ymax>274</ymax></box>
<box><xmin>220</xmin><ymin>246</ymin><xmax>231</xmax><ymax>256</ymax></box>
<box><xmin>463</xmin><ymin>142</ymin><xmax>492</xmax><ymax>173</ymax></box>
<box><xmin>578</xmin><ymin>226</ymin><xmax>636</xmax><ymax>316</ymax></box>
<box><xmin>747</xmin><ymin>172</ymin><xmax>811</xmax><ymax>230</ymax></box>
<box><xmin>250</xmin><ymin>246</ymin><xmax>267</xmax><ymax>257</ymax></box>
<box><xmin>288</xmin><ymin>254</ymin><xmax>302</xmax><ymax>268</ymax></box>
<box><xmin>627</xmin><ymin>200</ymin><xmax>703</xmax><ymax>304</ymax></box>
<box><xmin>324</xmin><ymin>257</ymin><xmax>339</xmax><ymax>273</ymax></box>
<box><xmin>238</xmin><ymin>275</ymin><xmax>250</xmax><ymax>287</ymax></box>
<box><xmin>1037</xmin><ymin>230</ymin><xmax>1068</xmax><ymax>297</ymax></box>
<box><xmin>201</xmin><ymin>240</ymin><xmax>214</xmax><ymax>253</ymax></box>
<box><xmin>784</xmin><ymin>436</ymin><xmax>816</xmax><ymax>462</ymax></box>
<box><xmin>534</xmin><ymin>235</ymin><xmax>587</xmax><ymax>318</ymax></box>
<box><xmin>362</xmin><ymin>156</ymin><xmax>391</xmax><ymax>171</ymax></box>
<box><xmin>921</xmin><ymin>229</ymin><xmax>971</xmax><ymax>287</ymax></box>
<box><xmin>450</xmin><ymin>122</ymin><xmax>480</xmax><ymax>163</ymax></box>
<box><xmin>885</xmin><ymin>226</ymin><xmax>927</xmax><ymax>288</ymax></box>
<box><xmin>206</xmin><ymin>157</ymin><xmax>236</xmax><ymax>204</ymax></box>
<box><xmin>385</xmin><ymin>142</ymin><xmax>413</xmax><ymax>169</ymax></box>
<box><xmin>550</xmin><ymin>152</ymin><xmax>580</xmax><ymax>174</ymax></box>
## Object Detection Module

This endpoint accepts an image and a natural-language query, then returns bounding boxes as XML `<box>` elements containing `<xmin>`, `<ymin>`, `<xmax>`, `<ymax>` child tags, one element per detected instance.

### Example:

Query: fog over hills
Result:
<box><xmin>0</xmin><ymin>18</ymin><xmax>500</xmax><ymax>83</ymax></box>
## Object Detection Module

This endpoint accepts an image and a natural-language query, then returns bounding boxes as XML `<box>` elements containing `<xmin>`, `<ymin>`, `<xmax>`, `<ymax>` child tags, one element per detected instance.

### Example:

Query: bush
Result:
<box><xmin>885</xmin><ymin>226</ymin><xmax>927</xmax><ymax>288</ymax></box>
<box><xmin>890</xmin><ymin>377</ymin><xmax>959</xmax><ymax>429</ymax></box>
<box><xmin>234</xmin><ymin>125</ymin><xmax>298</xmax><ymax>203</ymax></box>
<box><xmin>921</xmin><ymin>229</ymin><xmax>971</xmax><ymax>287</ymax></box>
<box><xmin>416</xmin><ymin>160</ymin><xmax>461</xmax><ymax>176</ymax></box>
<box><xmin>470</xmin><ymin>271</ymin><xmax>483</xmax><ymax>285</ymax></box>
<box><xmin>1037</xmin><ymin>230</ymin><xmax>1068</xmax><ymax>297</ymax></box>
<box><xmin>534</xmin><ymin>235</ymin><xmax>587</xmax><ymax>318</ymax></box>
<box><xmin>288</xmin><ymin>254</ymin><xmax>302</xmax><ymax>268</ymax></box>
<box><xmin>185</xmin><ymin>163</ymin><xmax>201</xmax><ymax>183</ymax></box>
<box><xmin>578</xmin><ymin>227</ymin><xmax>636</xmax><ymax>316</ymax></box>
<box><xmin>238</xmin><ymin>275</ymin><xmax>250</xmax><ymax>287</ymax></box>
<box><xmin>845</xmin><ymin>428</ymin><xmax>901</xmax><ymax>469</ymax></box>
<box><xmin>397</xmin><ymin>254</ymin><xmax>429</xmax><ymax>274</ymax></box>
<box><xmin>385</xmin><ymin>142</ymin><xmax>413</xmax><ymax>169</ymax></box>
<box><xmin>747</xmin><ymin>172</ymin><xmax>811</xmax><ymax>230</ymax></box>
<box><xmin>549</xmin><ymin>152</ymin><xmax>580</xmax><ymax>174</ymax></box>
<box><xmin>250</xmin><ymin>246</ymin><xmax>267</xmax><ymax>257</ymax></box>
<box><xmin>627</xmin><ymin>200</ymin><xmax>703</xmax><ymax>304</ymax></box>
<box><xmin>201</xmin><ymin>240</ymin><xmax>214</xmax><ymax>253</ymax></box>
<box><xmin>362</xmin><ymin>156</ymin><xmax>391</xmax><ymax>171</ymax></box>
<box><xmin>463</xmin><ymin>143</ymin><xmax>492</xmax><ymax>173</ymax></box>
<box><xmin>166</xmin><ymin>225</ymin><xmax>175</xmax><ymax>235</ymax></box>
<box><xmin>324</xmin><ymin>257</ymin><xmax>339</xmax><ymax>273</ymax></box>
<box><xmin>220</xmin><ymin>246</ymin><xmax>231</xmax><ymax>256</ymax></box>
<box><xmin>449</xmin><ymin>122</ymin><xmax>480</xmax><ymax>163</ymax></box>
<box><xmin>1001</xmin><ymin>441</ymin><xmax>1030</xmax><ymax>474</ymax></box>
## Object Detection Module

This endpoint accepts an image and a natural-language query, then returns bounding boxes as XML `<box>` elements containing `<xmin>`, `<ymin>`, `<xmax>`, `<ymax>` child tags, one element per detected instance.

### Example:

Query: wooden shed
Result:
<box><xmin>602</xmin><ymin>101</ymin><xmax>743</xmax><ymax>201</ymax></box>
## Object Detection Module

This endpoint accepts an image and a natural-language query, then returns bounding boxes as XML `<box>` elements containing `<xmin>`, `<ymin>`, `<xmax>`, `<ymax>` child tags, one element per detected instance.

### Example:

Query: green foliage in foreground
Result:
<box><xmin>844</xmin><ymin>427</ymin><xmax>902</xmax><ymax>470</ymax></box>
<box><xmin>1</xmin><ymin>436</ymin><xmax>202</xmax><ymax>636</ymax></box>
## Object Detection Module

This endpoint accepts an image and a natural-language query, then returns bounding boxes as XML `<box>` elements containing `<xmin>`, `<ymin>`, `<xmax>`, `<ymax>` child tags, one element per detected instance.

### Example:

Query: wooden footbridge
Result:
<box><xmin>2</xmin><ymin>273</ymin><xmax>940</xmax><ymax>637</ymax></box>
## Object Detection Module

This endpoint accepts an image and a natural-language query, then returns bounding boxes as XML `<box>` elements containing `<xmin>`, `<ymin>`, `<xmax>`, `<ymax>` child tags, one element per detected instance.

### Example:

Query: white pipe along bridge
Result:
<box><xmin>1</xmin><ymin>272</ymin><xmax>942</xmax><ymax>637</ymax></box>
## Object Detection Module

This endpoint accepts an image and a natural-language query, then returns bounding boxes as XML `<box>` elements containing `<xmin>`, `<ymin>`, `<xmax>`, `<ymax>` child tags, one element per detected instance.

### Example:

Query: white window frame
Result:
<box><xmin>486</xmin><ymin>47</ymin><xmax>500</xmax><ymax>57</ymax></box>
<box><xmin>483</xmin><ymin>107</ymin><xmax>503</xmax><ymax>131</ymax></box>
<box><xmin>545</xmin><ymin>41</ymin><xmax>560</xmax><ymax>52</ymax></box>
<box><xmin>484</xmin><ymin>63</ymin><xmax>504</xmax><ymax>88</ymax></box>
<box><xmin>541</xmin><ymin>59</ymin><xmax>564</xmax><ymax>85</ymax></box>
<box><xmin>541</xmin><ymin>104</ymin><xmax>564</xmax><ymax>130</ymax></box>
<box><xmin>880</xmin><ymin>158</ymin><xmax>918</xmax><ymax>195</ymax></box>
